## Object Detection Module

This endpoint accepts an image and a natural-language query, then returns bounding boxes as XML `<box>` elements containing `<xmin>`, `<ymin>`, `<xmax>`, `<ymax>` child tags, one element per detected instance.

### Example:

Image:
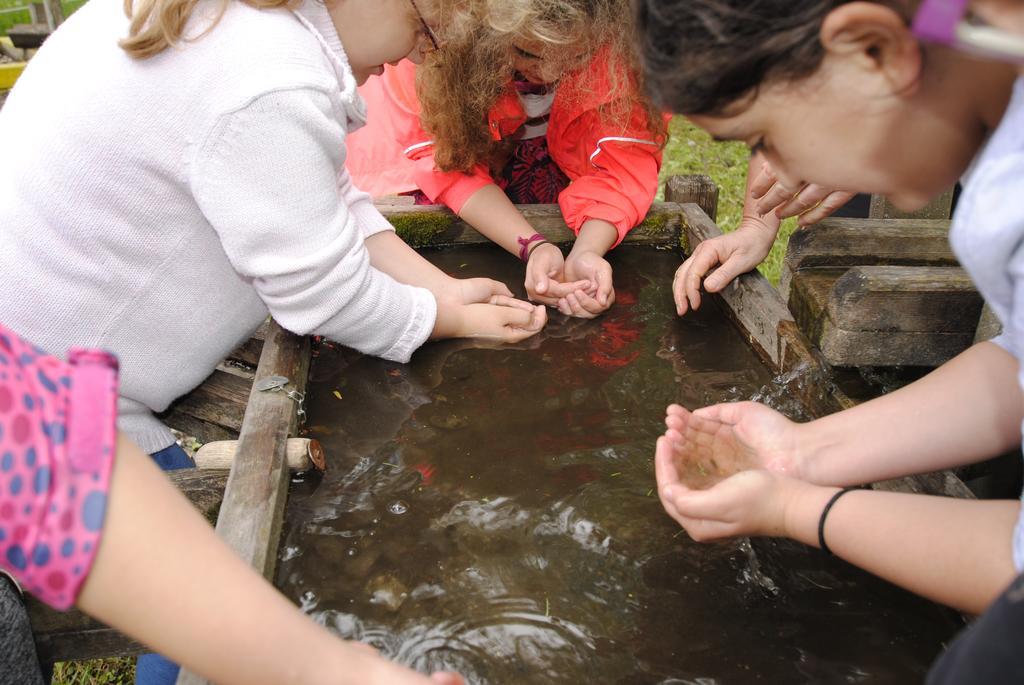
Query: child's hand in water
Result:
<box><xmin>561</xmin><ymin>249</ymin><xmax>615</xmax><ymax>318</ymax></box>
<box><xmin>445</xmin><ymin>276</ymin><xmax>516</xmax><ymax>305</ymax></box>
<box><xmin>673</xmin><ymin>217</ymin><xmax>776</xmax><ymax>316</ymax></box>
<box><xmin>658</xmin><ymin>402</ymin><xmax>803</xmax><ymax>489</ymax></box>
<box><xmin>654</xmin><ymin>402</ymin><xmax>811</xmax><ymax>540</ymax></box>
<box><xmin>655</xmin><ymin>451</ymin><xmax>809</xmax><ymax>542</ymax></box>
<box><xmin>526</xmin><ymin>242</ymin><xmax>591</xmax><ymax>307</ymax></box>
<box><xmin>432</xmin><ymin>296</ymin><xmax>547</xmax><ymax>342</ymax></box>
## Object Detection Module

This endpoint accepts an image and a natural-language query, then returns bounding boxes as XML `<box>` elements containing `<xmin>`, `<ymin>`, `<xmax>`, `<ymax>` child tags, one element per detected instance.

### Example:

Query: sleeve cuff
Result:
<box><xmin>379</xmin><ymin>285</ymin><xmax>437</xmax><ymax>363</ymax></box>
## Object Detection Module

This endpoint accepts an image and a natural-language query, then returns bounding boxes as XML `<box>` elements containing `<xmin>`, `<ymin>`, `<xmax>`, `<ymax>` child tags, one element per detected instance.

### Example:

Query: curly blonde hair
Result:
<box><xmin>417</xmin><ymin>0</ymin><xmax>667</xmax><ymax>173</ymax></box>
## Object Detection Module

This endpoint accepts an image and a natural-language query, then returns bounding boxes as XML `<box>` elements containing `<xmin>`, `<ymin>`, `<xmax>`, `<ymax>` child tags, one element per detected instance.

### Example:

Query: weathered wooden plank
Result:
<box><xmin>379</xmin><ymin>202</ymin><xmax>683</xmax><ymax>247</ymax></box>
<box><xmin>791</xmin><ymin>268</ymin><xmax>979</xmax><ymax>366</ymax></box>
<box><xmin>828</xmin><ymin>266</ymin><xmax>982</xmax><ymax>332</ymax></box>
<box><xmin>663</xmin><ymin>174</ymin><xmax>719</xmax><ymax>223</ymax></box>
<box><xmin>30</xmin><ymin>470</ymin><xmax>230</xmax><ymax>664</ymax></box>
<box><xmin>819</xmin><ymin>327</ymin><xmax>975</xmax><ymax>368</ymax></box>
<box><xmin>158</xmin><ymin>369</ymin><xmax>251</xmax><ymax>441</ymax></box>
<box><xmin>791</xmin><ymin>269</ymin><xmax>975</xmax><ymax>366</ymax></box>
<box><xmin>176</xmin><ymin>322</ymin><xmax>309</xmax><ymax>685</ymax></box>
<box><xmin>780</xmin><ymin>218</ymin><xmax>955</xmax><ymax>297</ymax></box>
<box><xmin>680</xmin><ymin>203</ymin><xmax>796</xmax><ymax>372</ymax></box>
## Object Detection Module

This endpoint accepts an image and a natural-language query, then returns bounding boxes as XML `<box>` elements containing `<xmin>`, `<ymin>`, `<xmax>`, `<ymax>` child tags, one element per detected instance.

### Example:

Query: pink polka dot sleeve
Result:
<box><xmin>0</xmin><ymin>323</ymin><xmax>118</xmax><ymax>610</ymax></box>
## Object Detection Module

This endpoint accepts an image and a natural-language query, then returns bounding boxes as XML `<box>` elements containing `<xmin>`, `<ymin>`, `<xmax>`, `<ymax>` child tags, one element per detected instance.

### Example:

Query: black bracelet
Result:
<box><xmin>817</xmin><ymin>486</ymin><xmax>863</xmax><ymax>556</ymax></box>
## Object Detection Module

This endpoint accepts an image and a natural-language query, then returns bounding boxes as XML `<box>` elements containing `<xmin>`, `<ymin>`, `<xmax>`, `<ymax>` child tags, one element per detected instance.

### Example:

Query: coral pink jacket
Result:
<box><xmin>346</xmin><ymin>52</ymin><xmax>668</xmax><ymax>247</ymax></box>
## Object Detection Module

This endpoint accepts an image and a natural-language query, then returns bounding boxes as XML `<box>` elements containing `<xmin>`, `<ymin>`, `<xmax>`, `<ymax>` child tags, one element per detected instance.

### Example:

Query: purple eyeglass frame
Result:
<box><xmin>912</xmin><ymin>0</ymin><xmax>1024</xmax><ymax>63</ymax></box>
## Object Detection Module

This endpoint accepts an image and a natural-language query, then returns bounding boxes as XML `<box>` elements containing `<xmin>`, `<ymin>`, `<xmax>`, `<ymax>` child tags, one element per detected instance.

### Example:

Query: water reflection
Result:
<box><xmin>278</xmin><ymin>246</ymin><xmax>961</xmax><ymax>684</ymax></box>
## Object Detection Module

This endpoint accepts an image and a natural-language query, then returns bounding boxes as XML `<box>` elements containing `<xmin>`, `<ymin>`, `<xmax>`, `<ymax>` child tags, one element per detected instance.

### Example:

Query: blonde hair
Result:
<box><xmin>417</xmin><ymin>0</ymin><xmax>667</xmax><ymax>173</ymax></box>
<box><xmin>119</xmin><ymin>0</ymin><xmax>295</xmax><ymax>58</ymax></box>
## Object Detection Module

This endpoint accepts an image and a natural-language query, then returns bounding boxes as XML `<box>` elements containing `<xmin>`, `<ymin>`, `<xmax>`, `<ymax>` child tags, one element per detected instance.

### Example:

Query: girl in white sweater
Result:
<box><xmin>0</xmin><ymin>0</ymin><xmax>544</xmax><ymax>457</ymax></box>
<box><xmin>0</xmin><ymin>0</ymin><xmax>538</xmax><ymax>682</ymax></box>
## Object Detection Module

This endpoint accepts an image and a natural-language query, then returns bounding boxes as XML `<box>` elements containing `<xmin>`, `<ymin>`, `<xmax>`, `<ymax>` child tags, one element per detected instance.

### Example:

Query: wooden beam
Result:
<box><xmin>828</xmin><ymin>266</ymin><xmax>982</xmax><ymax>332</ymax></box>
<box><xmin>780</xmin><ymin>218</ymin><xmax>955</xmax><ymax>298</ymax></box>
<box><xmin>680</xmin><ymin>204</ymin><xmax>797</xmax><ymax>372</ymax></box>
<box><xmin>378</xmin><ymin>202</ymin><xmax>683</xmax><ymax>248</ymax></box>
<box><xmin>663</xmin><ymin>174</ymin><xmax>719</xmax><ymax>223</ymax></box>
<box><xmin>158</xmin><ymin>369</ymin><xmax>251</xmax><ymax>443</ymax></box>
<box><xmin>790</xmin><ymin>269</ymin><xmax>978</xmax><ymax>367</ymax></box>
<box><xmin>175</xmin><ymin>322</ymin><xmax>309</xmax><ymax>685</ymax></box>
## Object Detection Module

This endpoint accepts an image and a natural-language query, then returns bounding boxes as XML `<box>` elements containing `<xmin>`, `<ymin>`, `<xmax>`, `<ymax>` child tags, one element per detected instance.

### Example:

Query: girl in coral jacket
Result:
<box><xmin>347</xmin><ymin>0</ymin><xmax>670</xmax><ymax>319</ymax></box>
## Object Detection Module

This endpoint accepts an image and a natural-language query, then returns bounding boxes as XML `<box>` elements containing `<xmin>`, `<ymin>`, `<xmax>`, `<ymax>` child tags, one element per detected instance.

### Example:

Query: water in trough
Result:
<box><xmin>276</xmin><ymin>245</ymin><xmax>962</xmax><ymax>684</ymax></box>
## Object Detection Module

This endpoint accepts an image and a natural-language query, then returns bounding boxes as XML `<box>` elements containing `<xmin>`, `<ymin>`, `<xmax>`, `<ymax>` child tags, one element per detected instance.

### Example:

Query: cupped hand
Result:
<box><xmin>463</xmin><ymin>297</ymin><xmax>547</xmax><ymax>342</ymax></box>
<box><xmin>559</xmin><ymin>250</ymin><xmax>615</xmax><ymax>318</ymax></box>
<box><xmin>661</xmin><ymin>402</ymin><xmax>802</xmax><ymax>487</ymax></box>
<box><xmin>654</xmin><ymin>443</ymin><xmax>799</xmax><ymax>542</ymax></box>
<box><xmin>673</xmin><ymin>218</ymin><xmax>775</xmax><ymax>316</ymax></box>
<box><xmin>525</xmin><ymin>242</ymin><xmax>590</xmax><ymax>306</ymax></box>
<box><xmin>750</xmin><ymin>162</ymin><xmax>854</xmax><ymax>226</ymax></box>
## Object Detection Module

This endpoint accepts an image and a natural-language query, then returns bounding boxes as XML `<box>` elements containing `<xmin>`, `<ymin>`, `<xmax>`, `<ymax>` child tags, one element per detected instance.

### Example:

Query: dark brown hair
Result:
<box><xmin>633</xmin><ymin>0</ymin><xmax>905</xmax><ymax>116</ymax></box>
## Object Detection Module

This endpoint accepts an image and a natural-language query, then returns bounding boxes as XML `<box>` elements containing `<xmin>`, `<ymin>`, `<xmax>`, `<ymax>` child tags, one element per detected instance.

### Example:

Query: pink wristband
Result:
<box><xmin>517</xmin><ymin>233</ymin><xmax>549</xmax><ymax>262</ymax></box>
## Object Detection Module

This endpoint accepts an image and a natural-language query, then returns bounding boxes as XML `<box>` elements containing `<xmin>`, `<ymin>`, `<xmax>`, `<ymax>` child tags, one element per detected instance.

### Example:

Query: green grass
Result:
<box><xmin>657</xmin><ymin>117</ymin><xmax>797</xmax><ymax>286</ymax></box>
<box><xmin>52</xmin><ymin>658</ymin><xmax>135</xmax><ymax>684</ymax></box>
<box><xmin>0</xmin><ymin>0</ymin><xmax>86</xmax><ymax>37</ymax></box>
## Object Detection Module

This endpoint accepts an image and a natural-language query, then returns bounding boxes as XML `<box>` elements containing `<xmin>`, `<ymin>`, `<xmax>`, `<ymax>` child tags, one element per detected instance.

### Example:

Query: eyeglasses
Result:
<box><xmin>408</xmin><ymin>0</ymin><xmax>440</xmax><ymax>52</ymax></box>
<box><xmin>912</xmin><ymin>0</ymin><xmax>1024</xmax><ymax>64</ymax></box>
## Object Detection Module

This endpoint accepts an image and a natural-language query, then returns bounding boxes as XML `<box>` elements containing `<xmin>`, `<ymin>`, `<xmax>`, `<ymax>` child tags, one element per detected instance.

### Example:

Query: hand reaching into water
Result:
<box><xmin>525</xmin><ymin>242</ymin><xmax>591</xmax><ymax>307</ymax></box>
<box><xmin>672</xmin><ymin>216</ymin><xmax>776</xmax><ymax>316</ymax></box>
<box><xmin>445</xmin><ymin>276</ymin><xmax>514</xmax><ymax>305</ymax></box>
<box><xmin>658</xmin><ymin>402</ymin><xmax>803</xmax><ymax>488</ymax></box>
<box><xmin>653</xmin><ymin>402</ymin><xmax>807</xmax><ymax>541</ymax></box>
<box><xmin>432</xmin><ymin>296</ymin><xmax>547</xmax><ymax>343</ymax></box>
<box><xmin>560</xmin><ymin>249</ymin><xmax>615</xmax><ymax>318</ymax></box>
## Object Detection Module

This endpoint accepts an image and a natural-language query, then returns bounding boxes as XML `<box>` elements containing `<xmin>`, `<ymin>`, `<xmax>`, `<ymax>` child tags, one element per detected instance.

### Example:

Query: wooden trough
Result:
<box><xmin>25</xmin><ymin>176</ymin><xmax>973</xmax><ymax>680</ymax></box>
<box><xmin>783</xmin><ymin>218</ymin><xmax>984</xmax><ymax>367</ymax></box>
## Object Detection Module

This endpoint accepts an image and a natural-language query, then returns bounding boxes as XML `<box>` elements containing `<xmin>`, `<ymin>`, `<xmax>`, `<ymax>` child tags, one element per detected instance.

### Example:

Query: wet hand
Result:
<box><xmin>441</xmin><ymin>297</ymin><xmax>547</xmax><ymax>342</ymax></box>
<box><xmin>560</xmin><ymin>250</ymin><xmax>614</xmax><ymax>318</ymax></box>
<box><xmin>654</xmin><ymin>449</ymin><xmax>801</xmax><ymax>542</ymax></box>
<box><xmin>660</xmin><ymin>402</ymin><xmax>801</xmax><ymax>488</ymax></box>
<box><xmin>751</xmin><ymin>162</ymin><xmax>853</xmax><ymax>226</ymax></box>
<box><xmin>449</xmin><ymin>277</ymin><xmax>515</xmax><ymax>305</ymax></box>
<box><xmin>525</xmin><ymin>243</ymin><xmax>590</xmax><ymax>306</ymax></box>
<box><xmin>673</xmin><ymin>219</ymin><xmax>774</xmax><ymax>316</ymax></box>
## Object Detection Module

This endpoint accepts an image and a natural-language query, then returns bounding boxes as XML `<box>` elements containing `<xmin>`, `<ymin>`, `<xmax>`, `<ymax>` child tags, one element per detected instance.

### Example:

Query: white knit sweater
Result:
<box><xmin>0</xmin><ymin>0</ymin><xmax>437</xmax><ymax>452</ymax></box>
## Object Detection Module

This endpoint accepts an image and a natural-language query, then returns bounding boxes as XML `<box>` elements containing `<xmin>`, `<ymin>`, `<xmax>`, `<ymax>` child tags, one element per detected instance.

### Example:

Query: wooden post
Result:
<box><xmin>663</xmin><ymin>174</ymin><xmax>719</xmax><ymax>223</ymax></box>
<box><xmin>194</xmin><ymin>438</ymin><xmax>325</xmax><ymax>472</ymax></box>
<box><xmin>176</xmin><ymin>321</ymin><xmax>309</xmax><ymax>685</ymax></box>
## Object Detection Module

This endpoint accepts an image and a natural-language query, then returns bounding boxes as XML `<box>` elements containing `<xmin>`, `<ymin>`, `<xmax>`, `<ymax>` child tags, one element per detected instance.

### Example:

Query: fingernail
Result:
<box><xmin>663</xmin><ymin>486</ymin><xmax>676</xmax><ymax>499</ymax></box>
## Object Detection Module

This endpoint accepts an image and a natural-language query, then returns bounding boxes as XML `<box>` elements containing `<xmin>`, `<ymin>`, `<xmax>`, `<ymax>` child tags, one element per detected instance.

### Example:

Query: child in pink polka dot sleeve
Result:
<box><xmin>0</xmin><ymin>320</ymin><xmax>464</xmax><ymax>684</ymax></box>
<box><xmin>0</xmin><ymin>322</ymin><xmax>117</xmax><ymax>610</ymax></box>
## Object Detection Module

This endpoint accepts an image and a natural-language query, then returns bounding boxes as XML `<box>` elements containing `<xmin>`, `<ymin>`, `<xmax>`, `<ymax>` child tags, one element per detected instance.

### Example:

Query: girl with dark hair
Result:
<box><xmin>636</xmin><ymin>0</ymin><xmax>1024</xmax><ymax>617</ymax></box>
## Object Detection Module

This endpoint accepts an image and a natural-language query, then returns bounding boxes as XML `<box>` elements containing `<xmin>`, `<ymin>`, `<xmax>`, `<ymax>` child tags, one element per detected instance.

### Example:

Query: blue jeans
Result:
<box><xmin>136</xmin><ymin>443</ymin><xmax>194</xmax><ymax>685</ymax></box>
